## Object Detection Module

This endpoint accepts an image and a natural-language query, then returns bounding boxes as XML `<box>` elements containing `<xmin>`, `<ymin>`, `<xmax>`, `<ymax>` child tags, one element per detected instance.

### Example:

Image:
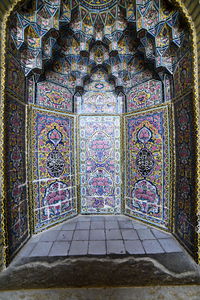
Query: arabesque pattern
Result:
<box><xmin>31</xmin><ymin>108</ymin><xmax>77</xmax><ymax>232</ymax></box>
<box><xmin>174</xmin><ymin>93</ymin><xmax>196</xmax><ymax>254</ymax></box>
<box><xmin>37</xmin><ymin>81</ymin><xmax>73</xmax><ymax>112</ymax></box>
<box><xmin>80</xmin><ymin>116</ymin><xmax>121</xmax><ymax>214</ymax></box>
<box><xmin>125</xmin><ymin>106</ymin><xmax>170</xmax><ymax>228</ymax></box>
<box><xmin>5</xmin><ymin>94</ymin><xmax>28</xmax><ymax>257</ymax></box>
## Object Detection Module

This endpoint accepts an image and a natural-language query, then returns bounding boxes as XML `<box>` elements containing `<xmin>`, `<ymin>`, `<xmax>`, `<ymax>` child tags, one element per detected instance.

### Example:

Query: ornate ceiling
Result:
<box><xmin>8</xmin><ymin>0</ymin><xmax>189</xmax><ymax>92</ymax></box>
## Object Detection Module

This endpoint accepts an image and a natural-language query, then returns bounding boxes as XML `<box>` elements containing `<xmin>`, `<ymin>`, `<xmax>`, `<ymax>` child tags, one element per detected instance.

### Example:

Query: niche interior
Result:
<box><xmin>1</xmin><ymin>0</ymin><xmax>198</xmax><ymax>265</ymax></box>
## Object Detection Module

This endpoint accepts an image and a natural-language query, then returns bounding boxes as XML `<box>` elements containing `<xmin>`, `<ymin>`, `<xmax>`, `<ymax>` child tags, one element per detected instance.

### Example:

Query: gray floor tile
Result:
<box><xmin>121</xmin><ymin>229</ymin><xmax>139</xmax><ymax>240</ymax></box>
<box><xmin>88</xmin><ymin>241</ymin><xmax>106</xmax><ymax>255</ymax></box>
<box><xmin>136</xmin><ymin>229</ymin><xmax>156</xmax><ymax>240</ymax></box>
<box><xmin>57</xmin><ymin>230</ymin><xmax>74</xmax><ymax>241</ymax></box>
<box><xmin>124</xmin><ymin>240</ymin><xmax>145</xmax><ymax>254</ymax></box>
<box><xmin>76</xmin><ymin>221</ymin><xmax>90</xmax><ymax>230</ymax></box>
<box><xmin>16</xmin><ymin>215</ymin><xmax>183</xmax><ymax>259</ymax></box>
<box><xmin>107</xmin><ymin>240</ymin><xmax>125</xmax><ymax>254</ymax></box>
<box><xmin>30</xmin><ymin>233</ymin><xmax>42</xmax><ymax>243</ymax></box>
<box><xmin>105</xmin><ymin>216</ymin><xmax>119</xmax><ymax>221</ymax></box>
<box><xmin>151</xmin><ymin>228</ymin><xmax>171</xmax><ymax>239</ymax></box>
<box><xmin>90</xmin><ymin>229</ymin><xmax>105</xmax><ymax>240</ymax></box>
<box><xmin>105</xmin><ymin>221</ymin><xmax>119</xmax><ymax>229</ymax></box>
<box><xmin>91</xmin><ymin>216</ymin><xmax>105</xmax><ymax>221</ymax></box>
<box><xmin>90</xmin><ymin>221</ymin><xmax>104</xmax><ymax>229</ymax></box>
<box><xmin>49</xmin><ymin>241</ymin><xmax>70</xmax><ymax>256</ymax></box>
<box><xmin>69</xmin><ymin>241</ymin><xmax>88</xmax><ymax>255</ymax></box>
<box><xmin>159</xmin><ymin>238</ymin><xmax>183</xmax><ymax>253</ymax></box>
<box><xmin>132</xmin><ymin>221</ymin><xmax>148</xmax><ymax>230</ymax></box>
<box><xmin>48</xmin><ymin>223</ymin><xmax>63</xmax><ymax>231</ymax></box>
<box><xmin>61</xmin><ymin>222</ymin><xmax>76</xmax><ymax>230</ymax></box>
<box><xmin>106</xmin><ymin>229</ymin><xmax>122</xmax><ymax>240</ymax></box>
<box><xmin>18</xmin><ymin>242</ymin><xmax>36</xmax><ymax>257</ymax></box>
<box><xmin>73</xmin><ymin>230</ymin><xmax>89</xmax><ymax>241</ymax></box>
<box><xmin>119</xmin><ymin>221</ymin><xmax>134</xmax><ymax>229</ymax></box>
<box><xmin>142</xmin><ymin>239</ymin><xmax>165</xmax><ymax>254</ymax></box>
<box><xmin>29</xmin><ymin>242</ymin><xmax>53</xmax><ymax>257</ymax></box>
<box><xmin>39</xmin><ymin>230</ymin><xmax>58</xmax><ymax>242</ymax></box>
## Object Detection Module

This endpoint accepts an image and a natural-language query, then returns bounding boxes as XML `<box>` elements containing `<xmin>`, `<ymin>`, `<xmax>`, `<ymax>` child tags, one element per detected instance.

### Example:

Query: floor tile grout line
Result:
<box><xmin>68</xmin><ymin>224</ymin><xmax>78</xmax><ymax>255</ymax></box>
<box><xmin>27</xmin><ymin>241</ymin><xmax>38</xmax><ymax>257</ymax></box>
<box><xmin>156</xmin><ymin>238</ymin><xmax>168</xmax><ymax>253</ymax></box>
<box><xmin>48</xmin><ymin>240</ymin><xmax>55</xmax><ymax>256</ymax></box>
<box><xmin>18</xmin><ymin>215</ymin><xmax>184</xmax><ymax>258</ymax></box>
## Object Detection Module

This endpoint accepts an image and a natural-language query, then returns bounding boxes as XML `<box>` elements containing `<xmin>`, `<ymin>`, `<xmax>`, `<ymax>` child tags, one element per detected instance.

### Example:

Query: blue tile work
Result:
<box><xmin>31</xmin><ymin>108</ymin><xmax>77</xmax><ymax>232</ymax></box>
<box><xmin>79</xmin><ymin>70</ymin><xmax>120</xmax><ymax>114</ymax></box>
<box><xmin>174</xmin><ymin>93</ymin><xmax>197</xmax><ymax>254</ymax></box>
<box><xmin>0</xmin><ymin>206</ymin><xmax>4</xmax><ymax>270</ymax></box>
<box><xmin>36</xmin><ymin>81</ymin><xmax>73</xmax><ymax>112</ymax></box>
<box><xmin>9</xmin><ymin>0</ymin><xmax>186</xmax><ymax>78</ymax></box>
<box><xmin>5</xmin><ymin>94</ymin><xmax>29</xmax><ymax>258</ymax></box>
<box><xmin>79</xmin><ymin>116</ymin><xmax>121</xmax><ymax>214</ymax></box>
<box><xmin>124</xmin><ymin>106</ymin><xmax>170</xmax><ymax>229</ymax></box>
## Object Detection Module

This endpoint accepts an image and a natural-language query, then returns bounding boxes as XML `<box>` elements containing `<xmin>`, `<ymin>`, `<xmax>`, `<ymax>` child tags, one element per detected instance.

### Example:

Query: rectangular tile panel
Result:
<box><xmin>174</xmin><ymin>92</ymin><xmax>196</xmax><ymax>254</ymax></box>
<box><xmin>79</xmin><ymin>116</ymin><xmax>121</xmax><ymax>214</ymax></box>
<box><xmin>31</xmin><ymin>108</ymin><xmax>77</xmax><ymax>232</ymax></box>
<box><xmin>124</xmin><ymin>106</ymin><xmax>170</xmax><ymax>229</ymax></box>
<box><xmin>5</xmin><ymin>94</ymin><xmax>29</xmax><ymax>257</ymax></box>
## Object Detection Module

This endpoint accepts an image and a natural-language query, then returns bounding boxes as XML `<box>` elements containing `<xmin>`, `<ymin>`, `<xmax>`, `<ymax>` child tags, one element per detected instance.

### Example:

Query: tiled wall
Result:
<box><xmin>4</xmin><ymin>94</ymin><xmax>29</xmax><ymax>258</ymax></box>
<box><xmin>31</xmin><ymin>108</ymin><xmax>77</xmax><ymax>232</ymax></box>
<box><xmin>79</xmin><ymin>116</ymin><xmax>121</xmax><ymax>214</ymax></box>
<box><xmin>36</xmin><ymin>81</ymin><xmax>73</xmax><ymax>112</ymax></box>
<box><xmin>124</xmin><ymin>106</ymin><xmax>170</xmax><ymax>229</ymax></box>
<box><xmin>174</xmin><ymin>92</ymin><xmax>196</xmax><ymax>254</ymax></box>
<box><xmin>127</xmin><ymin>79</ymin><xmax>163</xmax><ymax>112</ymax></box>
<box><xmin>0</xmin><ymin>202</ymin><xmax>4</xmax><ymax>270</ymax></box>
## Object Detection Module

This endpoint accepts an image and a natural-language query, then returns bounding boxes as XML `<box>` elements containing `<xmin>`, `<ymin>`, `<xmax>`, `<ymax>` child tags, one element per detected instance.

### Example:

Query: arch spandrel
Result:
<box><xmin>0</xmin><ymin>0</ymin><xmax>199</xmax><ymax>271</ymax></box>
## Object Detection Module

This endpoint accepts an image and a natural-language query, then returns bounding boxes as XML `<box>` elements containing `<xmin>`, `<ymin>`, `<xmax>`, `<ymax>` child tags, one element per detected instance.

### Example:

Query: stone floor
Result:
<box><xmin>0</xmin><ymin>215</ymin><xmax>199</xmax><ymax>290</ymax></box>
<box><xmin>17</xmin><ymin>215</ymin><xmax>182</xmax><ymax>258</ymax></box>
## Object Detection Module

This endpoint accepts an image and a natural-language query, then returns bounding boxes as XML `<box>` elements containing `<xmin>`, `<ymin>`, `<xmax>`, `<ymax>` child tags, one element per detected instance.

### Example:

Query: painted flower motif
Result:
<box><xmin>177</xmin><ymin>210</ymin><xmax>190</xmax><ymax>234</ymax></box>
<box><xmin>132</xmin><ymin>179</ymin><xmax>160</xmax><ymax>215</ymax></box>
<box><xmin>178</xmin><ymin>108</ymin><xmax>189</xmax><ymax>131</ymax></box>
<box><xmin>46</xmin><ymin>90</ymin><xmax>65</xmax><ymax>104</ymax></box>
<box><xmin>12</xmin><ymin>180</ymin><xmax>23</xmax><ymax>204</ymax></box>
<box><xmin>137</xmin><ymin>126</ymin><xmax>152</xmax><ymax>144</ymax></box>
<box><xmin>42</xmin><ymin>181</ymin><xmax>71</xmax><ymax>217</ymax></box>
<box><xmin>10</xmin><ymin>111</ymin><xmax>22</xmax><ymax>134</ymax></box>
<box><xmin>88</xmin><ymin>131</ymin><xmax>112</xmax><ymax>163</ymax></box>
<box><xmin>95</xmin><ymin>83</ymin><xmax>104</xmax><ymax>89</ymax></box>
<box><xmin>179</xmin><ymin>142</ymin><xmax>190</xmax><ymax>163</ymax></box>
<box><xmin>88</xmin><ymin>169</ymin><xmax>113</xmax><ymax>196</ymax></box>
<box><xmin>47</xmin><ymin>127</ymin><xmax>63</xmax><ymax>148</ymax></box>
<box><xmin>11</xmin><ymin>145</ymin><xmax>22</xmax><ymax>168</ymax></box>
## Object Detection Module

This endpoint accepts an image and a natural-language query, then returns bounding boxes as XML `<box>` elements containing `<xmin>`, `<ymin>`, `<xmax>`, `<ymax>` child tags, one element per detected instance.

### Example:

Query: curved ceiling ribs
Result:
<box><xmin>9</xmin><ymin>0</ymin><xmax>186</xmax><ymax>92</ymax></box>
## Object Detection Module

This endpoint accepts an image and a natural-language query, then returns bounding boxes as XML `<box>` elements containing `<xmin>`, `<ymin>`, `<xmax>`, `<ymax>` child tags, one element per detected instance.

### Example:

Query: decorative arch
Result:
<box><xmin>0</xmin><ymin>0</ymin><xmax>200</xmax><ymax>271</ymax></box>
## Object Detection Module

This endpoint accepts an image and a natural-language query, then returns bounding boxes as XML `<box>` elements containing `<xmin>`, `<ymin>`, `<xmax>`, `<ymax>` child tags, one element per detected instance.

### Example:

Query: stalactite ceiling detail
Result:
<box><xmin>9</xmin><ymin>0</ymin><xmax>187</xmax><ymax>89</ymax></box>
